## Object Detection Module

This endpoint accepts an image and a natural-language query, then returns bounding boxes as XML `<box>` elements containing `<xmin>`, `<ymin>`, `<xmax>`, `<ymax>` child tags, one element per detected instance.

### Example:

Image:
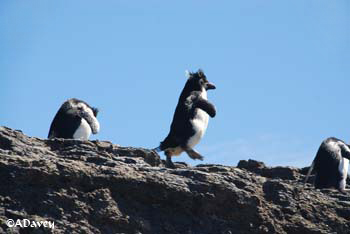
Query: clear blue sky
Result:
<box><xmin>1</xmin><ymin>1</ymin><xmax>349</xmax><ymax>167</ymax></box>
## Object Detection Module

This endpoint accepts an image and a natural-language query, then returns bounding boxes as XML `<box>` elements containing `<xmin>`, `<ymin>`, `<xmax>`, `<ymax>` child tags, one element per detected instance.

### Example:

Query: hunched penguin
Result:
<box><xmin>155</xmin><ymin>69</ymin><xmax>216</xmax><ymax>168</ymax></box>
<box><xmin>305</xmin><ymin>137</ymin><xmax>350</xmax><ymax>193</ymax></box>
<box><xmin>48</xmin><ymin>98</ymin><xmax>100</xmax><ymax>140</ymax></box>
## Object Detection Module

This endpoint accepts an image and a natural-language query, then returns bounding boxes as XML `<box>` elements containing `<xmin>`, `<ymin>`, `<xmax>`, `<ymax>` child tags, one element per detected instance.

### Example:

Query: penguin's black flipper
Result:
<box><xmin>185</xmin><ymin>148</ymin><xmax>204</xmax><ymax>160</ymax></box>
<box><xmin>194</xmin><ymin>98</ymin><xmax>216</xmax><ymax>118</ymax></box>
<box><xmin>187</xmin><ymin>91</ymin><xmax>216</xmax><ymax>118</ymax></box>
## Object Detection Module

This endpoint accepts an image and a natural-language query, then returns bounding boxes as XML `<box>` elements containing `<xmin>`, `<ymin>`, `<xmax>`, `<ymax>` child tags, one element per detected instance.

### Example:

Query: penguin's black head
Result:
<box><xmin>185</xmin><ymin>69</ymin><xmax>216</xmax><ymax>91</ymax></box>
<box><xmin>64</xmin><ymin>98</ymin><xmax>99</xmax><ymax>117</ymax></box>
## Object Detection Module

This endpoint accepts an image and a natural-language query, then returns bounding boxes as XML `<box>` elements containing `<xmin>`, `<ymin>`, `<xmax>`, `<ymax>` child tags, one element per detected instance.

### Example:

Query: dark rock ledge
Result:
<box><xmin>0</xmin><ymin>126</ymin><xmax>349</xmax><ymax>234</ymax></box>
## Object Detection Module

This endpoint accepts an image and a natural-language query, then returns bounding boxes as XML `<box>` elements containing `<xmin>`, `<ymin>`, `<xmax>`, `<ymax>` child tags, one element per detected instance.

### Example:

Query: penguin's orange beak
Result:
<box><xmin>206</xmin><ymin>82</ymin><xmax>216</xmax><ymax>90</ymax></box>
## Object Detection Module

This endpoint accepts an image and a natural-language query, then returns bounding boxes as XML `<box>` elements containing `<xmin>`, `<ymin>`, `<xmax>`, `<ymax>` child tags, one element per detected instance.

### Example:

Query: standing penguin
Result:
<box><xmin>156</xmin><ymin>69</ymin><xmax>216</xmax><ymax>168</ymax></box>
<box><xmin>305</xmin><ymin>137</ymin><xmax>350</xmax><ymax>193</ymax></box>
<box><xmin>48</xmin><ymin>98</ymin><xmax>100</xmax><ymax>140</ymax></box>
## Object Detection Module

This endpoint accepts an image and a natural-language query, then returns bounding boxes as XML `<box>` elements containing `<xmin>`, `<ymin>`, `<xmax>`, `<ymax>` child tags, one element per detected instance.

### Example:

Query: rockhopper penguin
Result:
<box><xmin>305</xmin><ymin>137</ymin><xmax>350</xmax><ymax>193</ymax></box>
<box><xmin>48</xmin><ymin>98</ymin><xmax>100</xmax><ymax>140</ymax></box>
<box><xmin>156</xmin><ymin>69</ymin><xmax>216</xmax><ymax>168</ymax></box>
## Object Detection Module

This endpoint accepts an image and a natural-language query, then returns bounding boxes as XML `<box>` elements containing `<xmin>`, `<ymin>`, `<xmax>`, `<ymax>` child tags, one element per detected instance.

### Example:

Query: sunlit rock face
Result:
<box><xmin>0</xmin><ymin>126</ymin><xmax>349</xmax><ymax>234</ymax></box>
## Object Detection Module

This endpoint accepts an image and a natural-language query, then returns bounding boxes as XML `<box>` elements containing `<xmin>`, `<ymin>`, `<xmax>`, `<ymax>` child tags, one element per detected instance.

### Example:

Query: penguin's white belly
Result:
<box><xmin>338</xmin><ymin>157</ymin><xmax>349</xmax><ymax>190</ymax></box>
<box><xmin>187</xmin><ymin>108</ymin><xmax>209</xmax><ymax>148</ymax></box>
<box><xmin>73</xmin><ymin>118</ymin><xmax>91</xmax><ymax>140</ymax></box>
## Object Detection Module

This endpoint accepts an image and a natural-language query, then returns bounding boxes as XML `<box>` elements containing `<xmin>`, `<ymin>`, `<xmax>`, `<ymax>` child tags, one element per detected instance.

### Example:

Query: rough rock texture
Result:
<box><xmin>0</xmin><ymin>126</ymin><xmax>350</xmax><ymax>234</ymax></box>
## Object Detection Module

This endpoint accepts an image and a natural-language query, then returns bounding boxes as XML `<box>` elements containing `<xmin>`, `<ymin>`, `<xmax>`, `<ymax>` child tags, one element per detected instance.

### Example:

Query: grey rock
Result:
<box><xmin>0</xmin><ymin>126</ymin><xmax>349</xmax><ymax>234</ymax></box>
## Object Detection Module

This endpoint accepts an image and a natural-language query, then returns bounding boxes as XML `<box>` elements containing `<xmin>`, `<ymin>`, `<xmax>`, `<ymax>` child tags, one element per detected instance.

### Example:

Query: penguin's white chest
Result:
<box><xmin>187</xmin><ymin>91</ymin><xmax>209</xmax><ymax>148</ymax></box>
<box><xmin>73</xmin><ymin>118</ymin><xmax>92</xmax><ymax>140</ymax></box>
<box><xmin>338</xmin><ymin>157</ymin><xmax>349</xmax><ymax>190</ymax></box>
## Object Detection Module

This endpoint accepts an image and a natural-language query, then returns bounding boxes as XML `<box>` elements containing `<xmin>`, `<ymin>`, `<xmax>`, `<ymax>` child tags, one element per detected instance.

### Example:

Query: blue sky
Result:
<box><xmin>1</xmin><ymin>1</ymin><xmax>349</xmax><ymax>167</ymax></box>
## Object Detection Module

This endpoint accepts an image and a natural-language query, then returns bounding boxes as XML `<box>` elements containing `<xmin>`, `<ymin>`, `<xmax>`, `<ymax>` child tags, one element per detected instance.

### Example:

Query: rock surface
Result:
<box><xmin>0</xmin><ymin>126</ymin><xmax>349</xmax><ymax>234</ymax></box>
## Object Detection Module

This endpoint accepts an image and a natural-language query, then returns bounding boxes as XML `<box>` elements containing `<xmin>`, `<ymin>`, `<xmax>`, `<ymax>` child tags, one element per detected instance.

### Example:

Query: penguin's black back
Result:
<box><xmin>314</xmin><ymin>137</ymin><xmax>342</xmax><ymax>189</ymax></box>
<box><xmin>48</xmin><ymin>102</ymin><xmax>82</xmax><ymax>139</ymax></box>
<box><xmin>160</xmin><ymin>95</ymin><xmax>196</xmax><ymax>150</ymax></box>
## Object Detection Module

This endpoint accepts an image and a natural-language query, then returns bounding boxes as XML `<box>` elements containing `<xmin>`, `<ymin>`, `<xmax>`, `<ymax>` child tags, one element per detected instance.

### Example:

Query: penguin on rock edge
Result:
<box><xmin>155</xmin><ymin>69</ymin><xmax>216</xmax><ymax>168</ymax></box>
<box><xmin>305</xmin><ymin>137</ymin><xmax>350</xmax><ymax>193</ymax></box>
<box><xmin>48</xmin><ymin>98</ymin><xmax>100</xmax><ymax>140</ymax></box>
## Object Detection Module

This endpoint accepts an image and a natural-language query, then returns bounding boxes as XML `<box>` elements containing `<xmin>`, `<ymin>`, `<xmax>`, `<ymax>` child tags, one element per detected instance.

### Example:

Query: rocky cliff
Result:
<box><xmin>0</xmin><ymin>126</ymin><xmax>349</xmax><ymax>234</ymax></box>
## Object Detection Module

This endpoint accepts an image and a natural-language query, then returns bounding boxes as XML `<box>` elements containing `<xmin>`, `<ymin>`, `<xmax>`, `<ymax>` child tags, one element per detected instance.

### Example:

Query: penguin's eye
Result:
<box><xmin>77</xmin><ymin>106</ymin><xmax>85</xmax><ymax>113</ymax></box>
